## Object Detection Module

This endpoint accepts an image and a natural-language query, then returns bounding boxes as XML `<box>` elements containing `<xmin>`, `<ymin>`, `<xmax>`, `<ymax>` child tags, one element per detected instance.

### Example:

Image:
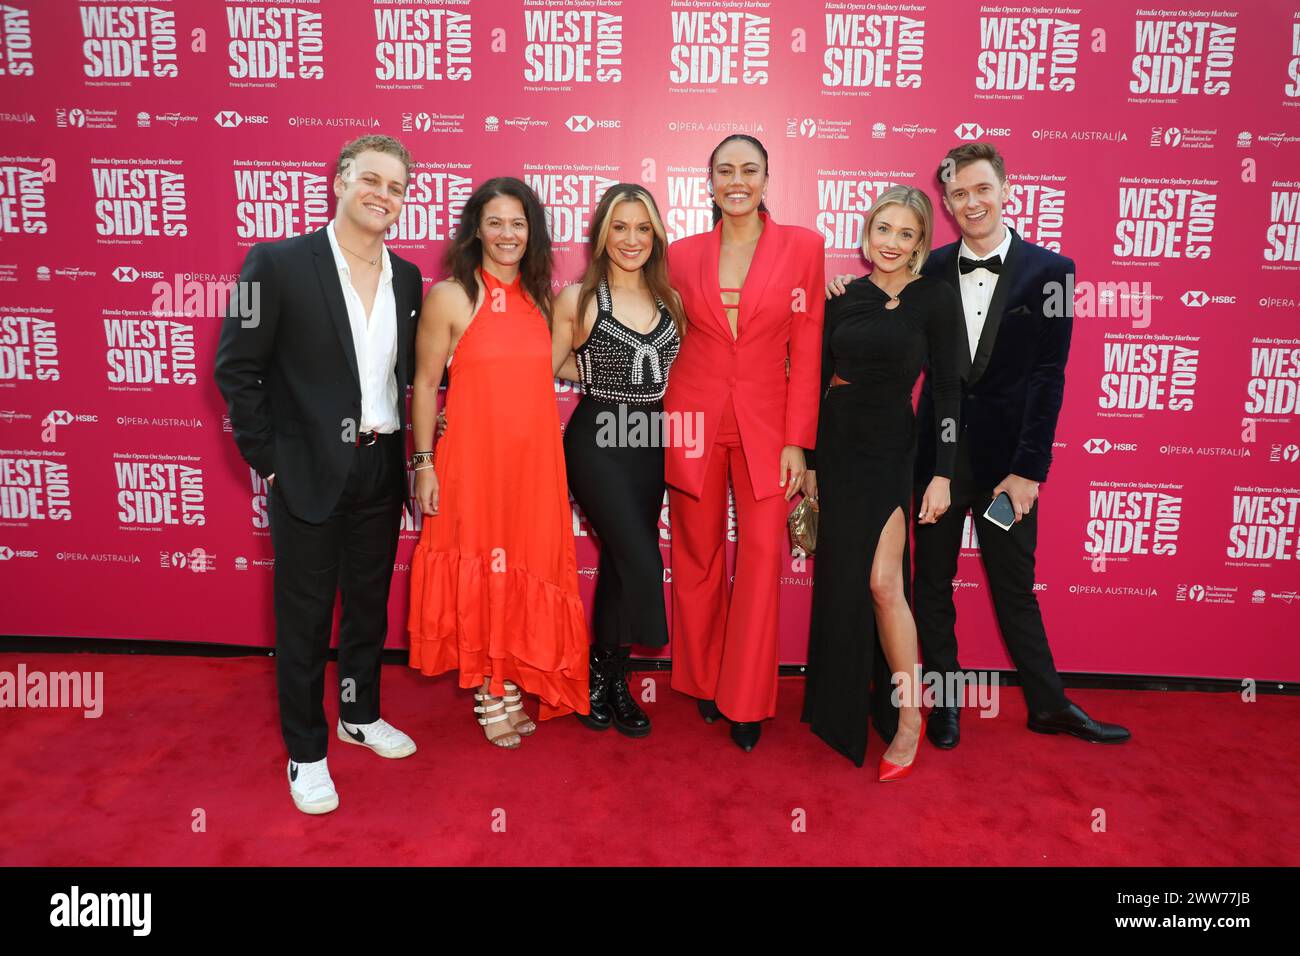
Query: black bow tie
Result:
<box><xmin>959</xmin><ymin>254</ymin><xmax>1003</xmax><ymax>275</ymax></box>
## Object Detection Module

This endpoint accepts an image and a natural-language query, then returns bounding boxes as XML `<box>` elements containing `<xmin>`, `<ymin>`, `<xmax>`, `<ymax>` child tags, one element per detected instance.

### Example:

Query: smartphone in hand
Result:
<box><xmin>983</xmin><ymin>491</ymin><xmax>1015</xmax><ymax>531</ymax></box>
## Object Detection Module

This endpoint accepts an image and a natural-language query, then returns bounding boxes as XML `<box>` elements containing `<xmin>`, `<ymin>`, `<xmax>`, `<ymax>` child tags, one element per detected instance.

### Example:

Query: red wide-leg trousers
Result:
<box><xmin>668</xmin><ymin>395</ymin><xmax>789</xmax><ymax>722</ymax></box>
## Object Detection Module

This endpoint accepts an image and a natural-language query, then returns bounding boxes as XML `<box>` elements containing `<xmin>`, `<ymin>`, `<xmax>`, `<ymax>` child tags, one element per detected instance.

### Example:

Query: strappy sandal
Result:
<box><xmin>501</xmin><ymin>680</ymin><xmax>537</xmax><ymax>736</ymax></box>
<box><xmin>474</xmin><ymin>687</ymin><xmax>521</xmax><ymax>749</ymax></box>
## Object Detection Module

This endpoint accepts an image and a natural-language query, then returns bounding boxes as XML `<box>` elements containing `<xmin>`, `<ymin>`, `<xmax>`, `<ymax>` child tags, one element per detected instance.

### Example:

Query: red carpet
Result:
<box><xmin>1</xmin><ymin>652</ymin><xmax>1296</xmax><ymax>866</ymax></box>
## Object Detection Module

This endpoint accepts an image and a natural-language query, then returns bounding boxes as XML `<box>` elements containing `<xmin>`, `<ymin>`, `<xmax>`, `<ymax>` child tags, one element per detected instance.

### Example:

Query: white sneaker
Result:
<box><xmin>336</xmin><ymin>717</ymin><xmax>417</xmax><ymax>759</ymax></box>
<box><xmin>287</xmin><ymin>757</ymin><xmax>339</xmax><ymax>815</ymax></box>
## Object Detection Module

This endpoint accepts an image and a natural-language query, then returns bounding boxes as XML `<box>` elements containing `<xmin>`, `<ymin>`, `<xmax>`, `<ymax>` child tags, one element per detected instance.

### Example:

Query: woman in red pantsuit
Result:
<box><xmin>664</xmin><ymin>135</ymin><xmax>825</xmax><ymax>751</ymax></box>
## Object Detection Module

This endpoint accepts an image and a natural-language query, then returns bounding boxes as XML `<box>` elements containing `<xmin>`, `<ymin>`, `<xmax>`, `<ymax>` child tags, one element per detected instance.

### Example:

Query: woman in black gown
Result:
<box><xmin>801</xmin><ymin>186</ymin><xmax>962</xmax><ymax>778</ymax></box>
<box><xmin>552</xmin><ymin>184</ymin><xmax>683</xmax><ymax>737</ymax></box>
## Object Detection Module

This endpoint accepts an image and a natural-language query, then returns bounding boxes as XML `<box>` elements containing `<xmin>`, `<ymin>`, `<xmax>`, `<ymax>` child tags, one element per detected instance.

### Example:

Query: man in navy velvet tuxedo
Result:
<box><xmin>910</xmin><ymin>142</ymin><xmax>1129</xmax><ymax>748</ymax></box>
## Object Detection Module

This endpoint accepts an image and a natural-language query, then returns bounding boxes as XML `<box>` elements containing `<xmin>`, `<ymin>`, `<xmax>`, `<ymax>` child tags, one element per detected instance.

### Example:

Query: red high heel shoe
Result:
<box><xmin>878</xmin><ymin>718</ymin><xmax>925</xmax><ymax>782</ymax></box>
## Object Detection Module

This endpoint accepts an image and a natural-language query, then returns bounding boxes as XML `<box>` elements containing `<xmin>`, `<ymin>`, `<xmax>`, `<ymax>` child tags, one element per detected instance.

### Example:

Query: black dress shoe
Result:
<box><xmin>1028</xmin><ymin>701</ymin><xmax>1131</xmax><ymax>743</ymax></box>
<box><xmin>575</xmin><ymin>645</ymin><xmax>613</xmax><ymax>731</ymax></box>
<box><xmin>607</xmin><ymin>647</ymin><xmax>651</xmax><ymax>738</ymax></box>
<box><xmin>697</xmin><ymin>699</ymin><xmax>722</xmax><ymax>723</ymax></box>
<box><xmin>730</xmin><ymin>721</ymin><xmax>761</xmax><ymax>752</ymax></box>
<box><xmin>926</xmin><ymin>705</ymin><xmax>960</xmax><ymax>749</ymax></box>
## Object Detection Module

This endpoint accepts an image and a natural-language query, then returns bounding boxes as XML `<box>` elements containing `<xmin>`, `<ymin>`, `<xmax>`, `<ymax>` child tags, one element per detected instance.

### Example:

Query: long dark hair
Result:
<box><xmin>444</xmin><ymin>176</ymin><xmax>554</xmax><ymax>323</ymax></box>
<box><xmin>576</xmin><ymin>184</ymin><xmax>685</xmax><ymax>340</ymax></box>
<box><xmin>708</xmin><ymin>134</ymin><xmax>771</xmax><ymax>226</ymax></box>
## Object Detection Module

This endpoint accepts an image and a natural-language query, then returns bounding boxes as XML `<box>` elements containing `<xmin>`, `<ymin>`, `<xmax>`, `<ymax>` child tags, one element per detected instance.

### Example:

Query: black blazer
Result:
<box><xmin>916</xmin><ymin>227</ymin><xmax>1074</xmax><ymax>487</ymax></box>
<box><xmin>214</xmin><ymin>226</ymin><xmax>422</xmax><ymax>523</ymax></box>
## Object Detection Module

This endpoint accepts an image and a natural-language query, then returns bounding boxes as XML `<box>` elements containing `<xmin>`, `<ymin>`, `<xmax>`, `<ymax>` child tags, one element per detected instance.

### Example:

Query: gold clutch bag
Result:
<box><xmin>788</xmin><ymin>496</ymin><xmax>819</xmax><ymax>556</ymax></box>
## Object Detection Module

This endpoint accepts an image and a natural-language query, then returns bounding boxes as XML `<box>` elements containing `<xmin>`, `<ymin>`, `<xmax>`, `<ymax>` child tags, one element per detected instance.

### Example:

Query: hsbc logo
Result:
<box><xmin>1084</xmin><ymin>438</ymin><xmax>1137</xmax><ymax>455</ymax></box>
<box><xmin>1181</xmin><ymin>290</ymin><xmax>1235</xmax><ymax>306</ymax></box>
<box><xmin>113</xmin><ymin>266</ymin><xmax>164</xmax><ymax>282</ymax></box>
<box><xmin>565</xmin><ymin>115</ymin><xmax>619</xmax><ymax>132</ymax></box>
<box><xmin>955</xmin><ymin>123</ymin><xmax>1011</xmax><ymax>140</ymax></box>
<box><xmin>215</xmin><ymin>111</ymin><xmax>269</xmax><ymax>128</ymax></box>
<box><xmin>41</xmin><ymin>409</ymin><xmax>97</xmax><ymax>441</ymax></box>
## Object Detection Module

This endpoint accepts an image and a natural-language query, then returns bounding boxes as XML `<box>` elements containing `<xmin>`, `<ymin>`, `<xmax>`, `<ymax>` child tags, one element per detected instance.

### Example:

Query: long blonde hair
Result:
<box><xmin>576</xmin><ymin>184</ymin><xmax>685</xmax><ymax>338</ymax></box>
<box><xmin>864</xmin><ymin>186</ymin><xmax>934</xmax><ymax>276</ymax></box>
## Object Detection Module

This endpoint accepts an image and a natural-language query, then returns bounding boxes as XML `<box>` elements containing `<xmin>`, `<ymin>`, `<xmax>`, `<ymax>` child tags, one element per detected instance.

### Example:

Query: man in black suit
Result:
<box><xmin>215</xmin><ymin>135</ymin><xmax>424</xmax><ymax>814</ymax></box>
<box><xmin>911</xmin><ymin>142</ymin><xmax>1129</xmax><ymax>749</ymax></box>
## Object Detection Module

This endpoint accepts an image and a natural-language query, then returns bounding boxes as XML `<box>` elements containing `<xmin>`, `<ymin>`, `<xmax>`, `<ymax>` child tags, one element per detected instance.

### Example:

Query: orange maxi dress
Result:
<box><xmin>408</xmin><ymin>267</ymin><xmax>590</xmax><ymax>719</ymax></box>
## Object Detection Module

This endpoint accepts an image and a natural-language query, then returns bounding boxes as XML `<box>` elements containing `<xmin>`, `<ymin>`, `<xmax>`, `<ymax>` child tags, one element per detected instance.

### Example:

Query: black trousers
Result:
<box><xmin>268</xmin><ymin>433</ymin><xmax>405</xmax><ymax>763</ymax></box>
<box><xmin>912</xmin><ymin>436</ymin><xmax>1069</xmax><ymax>715</ymax></box>
<box><xmin>562</xmin><ymin>396</ymin><xmax>670</xmax><ymax>649</ymax></box>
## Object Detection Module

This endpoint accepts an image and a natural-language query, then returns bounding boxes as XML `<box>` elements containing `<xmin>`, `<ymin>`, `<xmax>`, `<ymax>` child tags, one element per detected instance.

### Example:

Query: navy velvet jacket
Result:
<box><xmin>915</xmin><ymin>227</ymin><xmax>1074</xmax><ymax>487</ymax></box>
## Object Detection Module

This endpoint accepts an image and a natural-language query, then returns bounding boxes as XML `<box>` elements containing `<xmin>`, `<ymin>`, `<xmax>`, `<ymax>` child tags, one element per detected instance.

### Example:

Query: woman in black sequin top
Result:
<box><xmin>551</xmin><ymin>184</ymin><xmax>685</xmax><ymax>738</ymax></box>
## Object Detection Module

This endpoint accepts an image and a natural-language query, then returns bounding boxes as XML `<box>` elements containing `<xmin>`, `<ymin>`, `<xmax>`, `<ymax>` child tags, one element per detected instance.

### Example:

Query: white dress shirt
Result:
<box><xmin>957</xmin><ymin>225</ymin><xmax>1013</xmax><ymax>363</ymax></box>
<box><xmin>326</xmin><ymin>218</ymin><xmax>399</xmax><ymax>434</ymax></box>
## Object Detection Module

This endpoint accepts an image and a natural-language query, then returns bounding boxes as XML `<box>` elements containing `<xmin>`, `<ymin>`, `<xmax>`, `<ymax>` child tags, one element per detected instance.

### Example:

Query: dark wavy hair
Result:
<box><xmin>708</xmin><ymin>134</ymin><xmax>771</xmax><ymax>226</ymax></box>
<box><xmin>444</xmin><ymin>176</ymin><xmax>554</xmax><ymax>323</ymax></box>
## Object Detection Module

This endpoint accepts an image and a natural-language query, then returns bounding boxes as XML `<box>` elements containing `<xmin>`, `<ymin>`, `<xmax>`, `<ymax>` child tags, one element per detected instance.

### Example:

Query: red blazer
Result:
<box><xmin>664</xmin><ymin>211</ymin><xmax>825</xmax><ymax>501</ymax></box>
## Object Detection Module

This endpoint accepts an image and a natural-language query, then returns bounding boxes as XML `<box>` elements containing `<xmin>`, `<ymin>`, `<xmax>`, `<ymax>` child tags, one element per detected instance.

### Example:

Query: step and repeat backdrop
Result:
<box><xmin>1</xmin><ymin>0</ymin><xmax>1298</xmax><ymax>680</ymax></box>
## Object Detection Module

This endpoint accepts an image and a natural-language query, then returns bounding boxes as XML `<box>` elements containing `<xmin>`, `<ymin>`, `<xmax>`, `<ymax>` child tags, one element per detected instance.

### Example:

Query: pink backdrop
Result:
<box><xmin>1</xmin><ymin>0</ymin><xmax>1298</xmax><ymax>681</ymax></box>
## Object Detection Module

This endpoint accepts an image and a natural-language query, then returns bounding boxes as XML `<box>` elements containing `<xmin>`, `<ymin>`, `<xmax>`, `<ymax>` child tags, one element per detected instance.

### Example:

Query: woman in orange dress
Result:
<box><xmin>407</xmin><ymin>177</ymin><xmax>589</xmax><ymax>747</ymax></box>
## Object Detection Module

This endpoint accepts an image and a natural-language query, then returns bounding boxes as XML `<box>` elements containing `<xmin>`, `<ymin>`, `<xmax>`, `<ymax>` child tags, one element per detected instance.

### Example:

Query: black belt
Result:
<box><xmin>354</xmin><ymin>429</ymin><xmax>397</xmax><ymax>447</ymax></box>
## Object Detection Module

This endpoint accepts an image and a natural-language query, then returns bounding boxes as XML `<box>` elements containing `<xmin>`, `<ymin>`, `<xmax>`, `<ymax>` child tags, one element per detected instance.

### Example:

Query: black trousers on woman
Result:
<box><xmin>563</xmin><ymin>395</ymin><xmax>669</xmax><ymax>649</ymax></box>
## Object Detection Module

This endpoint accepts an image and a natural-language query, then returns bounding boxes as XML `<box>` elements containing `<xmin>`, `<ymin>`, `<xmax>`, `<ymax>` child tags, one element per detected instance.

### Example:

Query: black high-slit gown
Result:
<box><xmin>801</xmin><ymin>274</ymin><xmax>963</xmax><ymax>766</ymax></box>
